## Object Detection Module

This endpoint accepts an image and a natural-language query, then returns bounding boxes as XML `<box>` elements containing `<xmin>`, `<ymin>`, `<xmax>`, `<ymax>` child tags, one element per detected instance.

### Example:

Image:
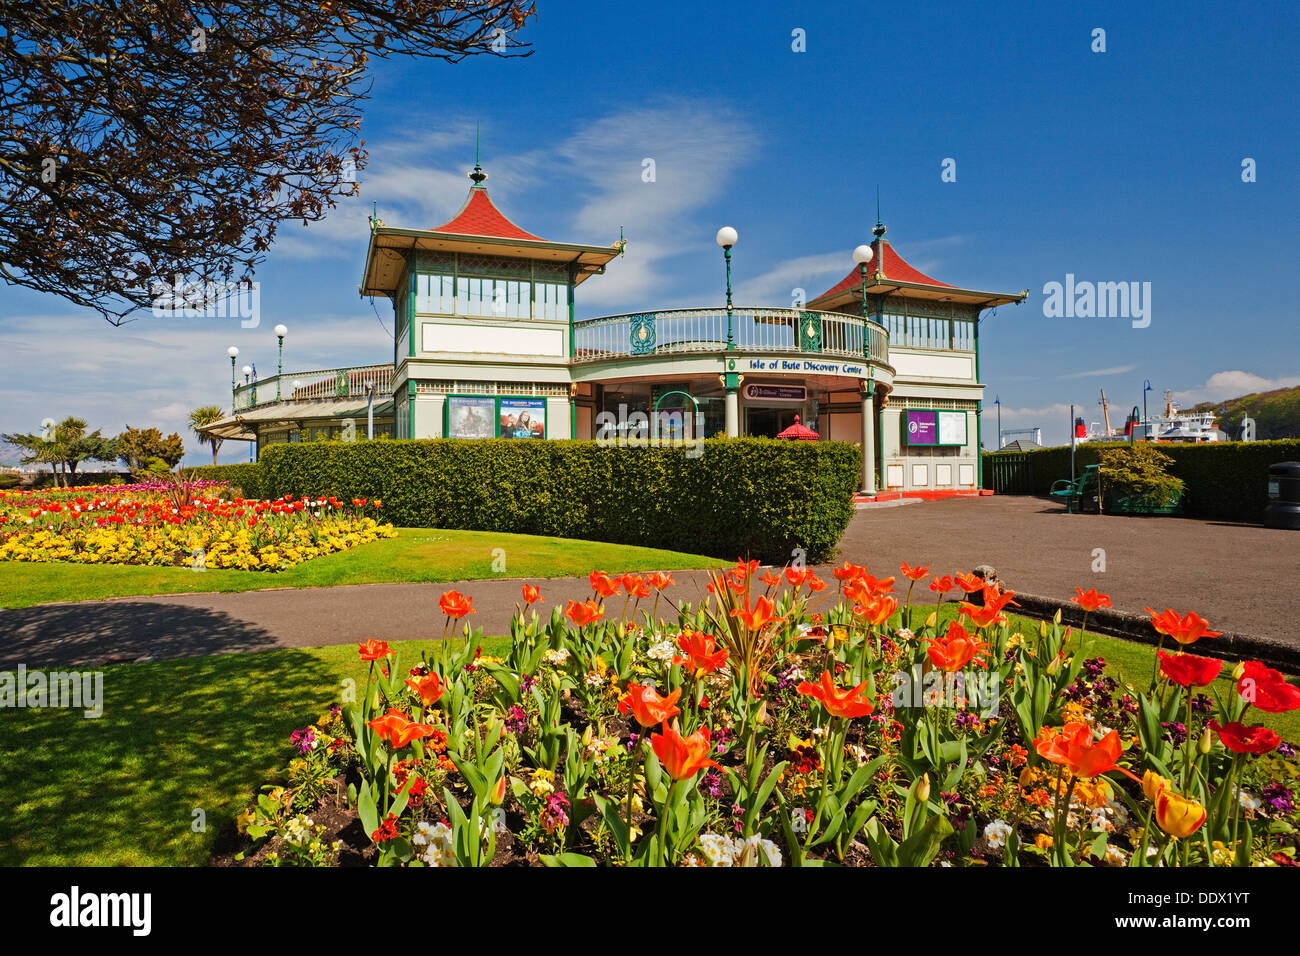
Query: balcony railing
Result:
<box><xmin>233</xmin><ymin>364</ymin><xmax>395</xmax><ymax>412</ymax></box>
<box><xmin>572</xmin><ymin>307</ymin><xmax>889</xmax><ymax>365</ymax></box>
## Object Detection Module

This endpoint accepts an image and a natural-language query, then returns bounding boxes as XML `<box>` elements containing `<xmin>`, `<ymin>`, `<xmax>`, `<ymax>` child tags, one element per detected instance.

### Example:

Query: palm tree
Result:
<box><xmin>189</xmin><ymin>406</ymin><xmax>226</xmax><ymax>466</ymax></box>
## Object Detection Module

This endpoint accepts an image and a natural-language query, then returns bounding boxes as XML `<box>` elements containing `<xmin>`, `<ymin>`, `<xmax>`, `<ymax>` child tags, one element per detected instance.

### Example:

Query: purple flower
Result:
<box><xmin>1262</xmin><ymin>783</ymin><xmax>1294</xmax><ymax>816</ymax></box>
<box><xmin>520</xmin><ymin>674</ymin><xmax>537</xmax><ymax>694</ymax></box>
<box><xmin>699</xmin><ymin>769</ymin><xmax>725</xmax><ymax>799</ymax></box>
<box><xmin>290</xmin><ymin>725</ymin><xmax>317</xmax><ymax>754</ymax></box>
<box><xmin>1277</xmin><ymin>741</ymin><xmax>1296</xmax><ymax>759</ymax></box>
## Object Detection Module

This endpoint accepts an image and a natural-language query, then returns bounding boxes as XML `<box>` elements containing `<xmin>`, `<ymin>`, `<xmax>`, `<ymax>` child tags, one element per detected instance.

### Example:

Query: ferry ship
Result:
<box><xmin>1075</xmin><ymin>391</ymin><xmax>1225</xmax><ymax>443</ymax></box>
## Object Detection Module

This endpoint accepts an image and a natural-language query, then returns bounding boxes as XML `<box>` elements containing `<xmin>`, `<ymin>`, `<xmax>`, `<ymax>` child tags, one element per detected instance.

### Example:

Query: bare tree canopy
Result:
<box><xmin>0</xmin><ymin>0</ymin><xmax>535</xmax><ymax>323</ymax></box>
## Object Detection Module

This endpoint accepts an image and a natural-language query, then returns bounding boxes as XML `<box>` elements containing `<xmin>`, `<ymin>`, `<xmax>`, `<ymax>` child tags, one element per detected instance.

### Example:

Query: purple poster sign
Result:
<box><xmin>906</xmin><ymin>410</ymin><xmax>938</xmax><ymax>445</ymax></box>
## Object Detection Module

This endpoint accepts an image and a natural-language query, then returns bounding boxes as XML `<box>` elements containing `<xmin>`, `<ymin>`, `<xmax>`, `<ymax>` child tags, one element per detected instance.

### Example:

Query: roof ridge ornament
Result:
<box><xmin>469</xmin><ymin>123</ymin><xmax>487</xmax><ymax>184</ymax></box>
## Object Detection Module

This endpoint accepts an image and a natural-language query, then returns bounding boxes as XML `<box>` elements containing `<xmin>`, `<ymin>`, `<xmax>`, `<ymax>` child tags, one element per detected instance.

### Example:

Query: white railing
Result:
<box><xmin>233</xmin><ymin>364</ymin><xmax>395</xmax><ymax>411</ymax></box>
<box><xmin>573</xmin><ymin>307</ymin><xmax>889</xmax><ymax>364</ymax></box>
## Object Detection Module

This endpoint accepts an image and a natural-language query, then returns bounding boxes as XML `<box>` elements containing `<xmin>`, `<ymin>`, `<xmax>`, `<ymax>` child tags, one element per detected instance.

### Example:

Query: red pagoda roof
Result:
<box><xmin>430</xmin><ymin>186</ymin><xmax>545</xmax><ymax>242</ymax></box>
<box><xmin>815</xmin><ymin>237</ymin><xmax>952</xmax><ymax>302</ymax></box>
<box><xmin>775</xmin><ymin>415</ymin><xmax>820</xmax><ymax>441</ymax></box>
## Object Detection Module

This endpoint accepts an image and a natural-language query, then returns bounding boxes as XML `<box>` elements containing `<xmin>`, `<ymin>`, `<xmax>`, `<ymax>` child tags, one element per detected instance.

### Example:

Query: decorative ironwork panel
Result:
<box><xmin>798</xmin><ymin>311</ymin><xmax>823</xmax><ymax>352</ymax></box>
<box><xmin>629</xmin><ymin>313</ymin><xmax>657</xmax><ymax>354</ymax></box>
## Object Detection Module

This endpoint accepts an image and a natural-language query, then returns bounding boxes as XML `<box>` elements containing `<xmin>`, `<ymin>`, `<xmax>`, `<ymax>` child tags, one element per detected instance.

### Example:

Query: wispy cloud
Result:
<box><xmin>1062</xmin><ymin>364</ymin><xmax>1137</xmax><ymax>378</ymax></box>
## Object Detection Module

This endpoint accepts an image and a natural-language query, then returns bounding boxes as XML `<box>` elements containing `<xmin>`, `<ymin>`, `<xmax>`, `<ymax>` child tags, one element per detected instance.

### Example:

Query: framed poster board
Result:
<box><xmin>902</xmin><ymin>409</ymin><xmax>968</xmax><ymax>447</ymax></box>
<box><xmin>446</xmin><ymin>396</ymin><xmax>496</xmax><ymax>439</ymax></box>
<box><xmin>500</xmin><ymin>397</ymin><xmax>546</xmax><ymax>439</ymax></box>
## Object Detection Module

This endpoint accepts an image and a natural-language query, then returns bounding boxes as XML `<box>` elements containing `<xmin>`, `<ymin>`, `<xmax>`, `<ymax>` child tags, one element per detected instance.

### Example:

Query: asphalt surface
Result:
<box><xmin>2</xmin><ymin>495</ymin><xmax>1296</xmax><ymax>667</ymax></box>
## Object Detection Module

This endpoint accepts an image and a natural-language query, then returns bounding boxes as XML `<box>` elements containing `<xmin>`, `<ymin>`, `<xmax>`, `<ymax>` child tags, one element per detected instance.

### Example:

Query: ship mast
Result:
<box><xmin>1099</xmin><ymin>389</ymin><xmax>1112</xmax><ymax>436</ymax></box>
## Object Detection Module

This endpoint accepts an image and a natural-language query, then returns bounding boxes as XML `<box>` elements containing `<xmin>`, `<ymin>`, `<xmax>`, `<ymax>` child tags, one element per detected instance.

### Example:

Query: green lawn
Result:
<box><xmin>0</xmin><ymin>637</ymin><xmax>509</xmax><ymax>866</ymax></box>
<box><xmin>0</xmin><ymin>528</ymin><xmax>726</xmax><ymax>608</ymax></box>
<box><xmin>2</xmin><ymin>607</ymin><xmax>1294</xmax><ymax>866</ymax></box>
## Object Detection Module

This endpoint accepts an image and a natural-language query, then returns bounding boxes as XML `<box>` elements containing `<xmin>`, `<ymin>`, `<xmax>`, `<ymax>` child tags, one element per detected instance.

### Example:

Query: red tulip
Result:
<box><xmin>521</xmin><ymin>584</ymin><xmax>542</xmax><ymax>604</ymax></box>
<box><xmin>1208</xmin><ymin>719</ymin><xmax>1281</xmax><ymax>755</ymax></box>
<box><xmin>405</xmin><ymin>672</ymin><xmax>444</xmax><ymax>707</ymax></box>
<box><xmin>1238</xmin><ymin>661</ymin><xmax>1300</xmax><ymax>713</ymax></box>
<box><xmin>1035</xmin><ymin>722</ymin><xmax>1123</xmax><ymax>778</ymax></box>
<box><xmin>731</xmin><ymin>594</ymin><xmax>782</xmax><ymax>631</ymax></box>
<box><xmin>955</xmin><ymin>573</ymin><xmax>984</xmax><ymax>594</ymax></box>
<box><xmin>1157</xmin><ymin>650</ymin><xmax>1222</xmax><ymax>688</ymax></box>
<box><xmin>367</xmin><ymin>708</ymin><xmax>438</xmax><ymax>748</ymax></box>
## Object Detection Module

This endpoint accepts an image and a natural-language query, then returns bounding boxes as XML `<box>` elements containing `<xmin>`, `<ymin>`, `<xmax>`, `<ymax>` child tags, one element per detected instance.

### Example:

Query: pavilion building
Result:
<box><xmin>202</xmin><ymin>164</ymin><xmax>1026</xmax><ymax>495</ymax></box>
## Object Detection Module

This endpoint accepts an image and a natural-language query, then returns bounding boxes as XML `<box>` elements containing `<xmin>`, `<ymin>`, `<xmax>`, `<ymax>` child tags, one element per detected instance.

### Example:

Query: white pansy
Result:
<box><xmin>983</xmin><ymin>819</ymin><xmax>1012</xmax><ymax>849</ymax></box>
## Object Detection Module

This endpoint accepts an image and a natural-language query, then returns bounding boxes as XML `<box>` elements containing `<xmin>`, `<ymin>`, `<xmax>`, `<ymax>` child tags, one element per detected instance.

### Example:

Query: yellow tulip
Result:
<box><xmin>1155</xmin><ymin>790</ymin><xmax>1206</xmax><ymax>839</ymax></box>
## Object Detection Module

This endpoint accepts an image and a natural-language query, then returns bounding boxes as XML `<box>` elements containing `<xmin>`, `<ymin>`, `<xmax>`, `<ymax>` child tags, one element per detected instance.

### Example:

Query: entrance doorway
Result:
<box><xmin>746</xmin><ymin>406</ymin><xmax>798</xmax><ymax>437</ymax></box>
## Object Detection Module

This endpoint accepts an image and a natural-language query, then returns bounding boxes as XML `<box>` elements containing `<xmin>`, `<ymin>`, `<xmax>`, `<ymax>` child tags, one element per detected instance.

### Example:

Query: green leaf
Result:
<box><xmin>539</xmin><ymin>852</ymin><xmax>597</xmax><ymax>867</ymax></box>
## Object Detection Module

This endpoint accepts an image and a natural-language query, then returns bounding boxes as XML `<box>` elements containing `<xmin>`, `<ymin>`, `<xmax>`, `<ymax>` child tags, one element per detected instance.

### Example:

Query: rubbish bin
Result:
<box><xmin>1264</xmin><ymin>461</ymin><xmax>1300</xmax><ymax>530</ymax></box>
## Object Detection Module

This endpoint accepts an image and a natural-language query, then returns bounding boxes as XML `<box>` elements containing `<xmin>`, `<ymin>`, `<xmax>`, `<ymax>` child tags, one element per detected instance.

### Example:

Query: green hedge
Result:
<box><xmin>983</xmin><ymin>440</ymin><xmax>1300</xmax><ymax>522</ymax></box>
<box><xmin>184</xmin><ymin>462</ymin><xmax>268</xmax><ymax>500</ymax></box>
<box><xmin>196</xmin><ymin>438</ymin><xmax>860</xmax><ymax>563</ymax></box>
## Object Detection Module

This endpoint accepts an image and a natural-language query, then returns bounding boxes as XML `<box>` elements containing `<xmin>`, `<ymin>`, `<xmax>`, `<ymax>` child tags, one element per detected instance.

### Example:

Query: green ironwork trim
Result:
<box><xmin>798</xmin><ymin>311</ymin><xmax>822</xmax><ymax>352</ymax></box>
<box><xmin>407</xmin><ymin>380</ymin><xmax>415</xmax><ymax>439</ymax></box>
<box><xmin>629</xmin><ymin>313</ymin><xmax>657</xmax><ymax>354</ymax></box>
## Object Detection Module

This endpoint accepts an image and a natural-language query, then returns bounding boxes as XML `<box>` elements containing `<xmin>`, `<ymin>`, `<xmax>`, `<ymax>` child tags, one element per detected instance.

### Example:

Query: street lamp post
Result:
<box><xmin>995</xmin><ymin>394</ymin><xmax>1002</xmax><ymax>450</ymax></box>
<box><xmin>364</xmin><ymin>379</ymin><xmax>375</xmax><ymax>440</ymax></box>
<box><xmin>715</xmin><ymin>226</ymin><xmax>740</xmax><ymax>438</ymax></box>
<box><xmin>227</xmin><ymin>346</ymin><xmax>239</xmax><ymax>409</ymax></box>
<box><xmin>275</xmin><ymin>324</ymin><xmax>288</xmax><ymax>401</ymax></box>
<box><xmin>1142</xmin><ymin>378</ymin><xmax>1153</xmax><ymax>440</ymax></box>
<box><xmin>853</xmin><ymin>244</ymin><xmax>876</xmax><ymax>495</ymax></box>
<box><xmin>716</xmin><ymin>226</ymin><xmax>737</xmax><ymax>349</ymax></box>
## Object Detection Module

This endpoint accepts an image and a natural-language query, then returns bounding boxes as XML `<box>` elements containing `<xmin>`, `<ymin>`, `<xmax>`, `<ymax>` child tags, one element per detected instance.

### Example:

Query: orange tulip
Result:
<box><xmin>760</xmin><ymin>570</ymin><xmax>782</xmax><ymax>589</ymax></box>
<box><xmin>1073</xmin><ymin>587</ymin><xmax>1111</xmax><ymax>613</ymax></box>
<box><xmin>622</xmin><ymin>574</ymin><xmax>652</xmax><ymax>599</ymax></box>
<box><xmin>618</xmin><ymin>682</ymin><xmax>682</xmax><ymax>728</ymax></box>
<box><xmin>901</xmin><ymin>562</ymin><xmax>930</xmax><ymax>581</ymax></box>
<box><xmin>672</xmin><ymin>631</ymin><xmax>729</xmax><ymax>678</ymax></box>
<box><xmin>925</xmin><ymin>620</ymin><xmax>990</xmax><ymax>672</ymax></box>
<box><xmin>565</xmin><ymin>598</ymin><xmax>605</xmax><ymax>628</ymax></box>
<box><xmin>1034</xmin><ymin>722</ymin><xmax>1123</xmax><ymax>778</ymax></box>
<box><xmin>1144</xmin><ymin>607</ymin><xmax>1222</xmax><ymax>646</ymax></box>
<box><xmin>357</xmin><ymin>639</ymin><xmax>391</xmax><ymax>661</ymax></box>
<box><xmin>405</xmin><ymin>672</ymin><xmax>444</xmax><ymax>707</ymax></box>
<box><xmin>367</xmin><ymin>707</ymin><xmax>438</xmax><ymax>748</ymax></box>
<box><xmin>929</xmin><ymin>575</ymin><xmax>954</xmax><ymax>595</ymax></box>
<box><xmin>805</xmin><ymin>574</ymin><xmax>827</xmax><ymax>593</ymax></box>
<box><xmin>1155</xmin><ymin>789</ymin><xmax>1206</xmax><ymax>839</ymax></box>
<box><xmin>647</xmin><ymin>571</ymin><xmax>675</xmax><ymax>591</ymax></box>
<box><xmin>785</xmin><ymin>566</ymin><xmax>809</xmax><ymax>587</ymax></box>
<box><xmin>589</xmin><ymin>571</ymin><xmax>620</xmax><ymax>598</ymax></box>
<box><xmin>832</xmin><ymin>561</ymin><xmax>867</xmax><ymax>582</ymax></box>
<box><xmin>438</xmin><ymin>590</ymin><xmax>475</xmax><ymax>619</ymax></box>
<box><xmin>731</xmin><ymin>594</ymin><xmax>782</xmax><ymax>631</ymax></box>
<box><xmin>651</xmin><ymin>721</ymin><xmax>721</xmax><ymax>780</ymax></box>
<box><xmin>955</xmin><ymin>573</ymin><xmax>984</xmax><ymax>594</ymax></box>
<box><xmin>796</xmin><ymin>668</ymin><xmax>875</xmax><ymax>719</ymax></box>
<box><xmin>521</xmin><ymin>584</ymin><xmax>543</xmax><ymax>604</ymax></box>
<box><xmin>857</xmin><ymin>594</ymin><xmax>898</xmax><ymax>626</ymax></box>
<box><xmin>958</xmin><ymin>602</ymin><xmax>1008</xmax><ymax>629</ymax></box>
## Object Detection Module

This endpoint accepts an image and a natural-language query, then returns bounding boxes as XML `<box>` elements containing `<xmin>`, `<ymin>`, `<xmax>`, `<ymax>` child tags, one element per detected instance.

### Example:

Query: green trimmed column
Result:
<box><xmin>860</xmin><ymin>380</ymin><xmax>876</xmax><ymax>494</ymax></box>
<box><xmin>723</xmin><ymin>359</ymin><xmax>740</xmax><ymax>438</ymax></box>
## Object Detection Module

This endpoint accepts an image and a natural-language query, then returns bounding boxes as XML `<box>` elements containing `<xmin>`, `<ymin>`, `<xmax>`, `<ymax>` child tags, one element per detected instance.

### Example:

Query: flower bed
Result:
<box><xmin>220</xmin><ymin>567</ymin><xmax>1300</xmax><ymax>867</ymax></box>
<box><xmin>0</xmin><ymin>486</ymin><xmax>395</xmax><ymax>570</ymax></box>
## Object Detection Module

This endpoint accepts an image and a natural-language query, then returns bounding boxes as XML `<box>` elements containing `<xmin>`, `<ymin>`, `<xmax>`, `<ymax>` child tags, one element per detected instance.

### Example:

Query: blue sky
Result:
<box><xmin>2</xmin><ymin>0</ymin><xmax>1297</xmax><ymax>461</ymax></box>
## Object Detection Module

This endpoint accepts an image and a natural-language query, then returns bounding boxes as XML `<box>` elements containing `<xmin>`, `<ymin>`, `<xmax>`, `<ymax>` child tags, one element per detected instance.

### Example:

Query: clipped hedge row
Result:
<box><xmin>197</xmin><ymin>438</ymin><xmax>860</xmax><ymax>563</ymax></box>
<box><xmin>183</xmin><ymin>462</ymin><xmax>268</xmax><ymax>500</ymax></box>
<box><xmin>983</xmin><ymin>440</ymin><xmax>1300</xmax><ymax>523</ymax></box>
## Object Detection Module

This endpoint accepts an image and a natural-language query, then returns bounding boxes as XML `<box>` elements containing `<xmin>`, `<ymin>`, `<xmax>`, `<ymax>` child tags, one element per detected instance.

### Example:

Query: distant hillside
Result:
<box><xmin>1191</xmin><ymin>385</ymin><xmax>1300</xmax><ymax>440</ymax></box>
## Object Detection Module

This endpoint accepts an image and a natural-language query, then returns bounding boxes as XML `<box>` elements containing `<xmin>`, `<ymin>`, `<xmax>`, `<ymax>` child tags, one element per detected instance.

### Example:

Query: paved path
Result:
<box><xmin>2</xmin><ymin>496</ymin><xmax>1296</xmax><ymax>667</ymax></box>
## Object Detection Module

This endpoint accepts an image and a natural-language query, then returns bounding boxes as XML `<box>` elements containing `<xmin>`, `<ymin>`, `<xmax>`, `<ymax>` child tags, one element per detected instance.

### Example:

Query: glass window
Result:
<box><xmin>416</xmin><ymin>273</ymin><xmax>454</xmax><ymax>314</ymax></box>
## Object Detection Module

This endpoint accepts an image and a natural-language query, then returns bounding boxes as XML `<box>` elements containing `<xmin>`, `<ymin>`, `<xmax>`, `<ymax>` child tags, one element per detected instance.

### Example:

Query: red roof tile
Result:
<box><xmin>431</xmin><ymin>187</ymin><xmax>545</xmax><ymax>241</ymax></box>
<box><xmin>815</xmin><ymin>238</ymin><xmax>952</xmax><ymax>302</ymax></box>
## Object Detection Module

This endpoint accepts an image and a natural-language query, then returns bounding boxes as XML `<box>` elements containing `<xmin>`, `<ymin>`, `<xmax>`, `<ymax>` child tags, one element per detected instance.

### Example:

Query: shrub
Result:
<box><xmin>1097</xmin><ymin>443</ymin><xmax>1184</xmax><ymax>510</ymax></box>
<box><xmin>235</xmin><ymin>438</ymin><xmax>860</xmax><ymax>563</ymax></box>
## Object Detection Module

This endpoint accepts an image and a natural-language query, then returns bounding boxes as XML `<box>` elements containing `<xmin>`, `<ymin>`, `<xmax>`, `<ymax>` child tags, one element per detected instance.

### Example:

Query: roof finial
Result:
<box><xmin>469</xmin><ymin>123</ymin><xmax>487</xmax><ymax>185</ymax></box>
<box><xmin>872</xmin><ymin>186</ymin><xmax>886</xmax><ymax>238</ymax></box>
